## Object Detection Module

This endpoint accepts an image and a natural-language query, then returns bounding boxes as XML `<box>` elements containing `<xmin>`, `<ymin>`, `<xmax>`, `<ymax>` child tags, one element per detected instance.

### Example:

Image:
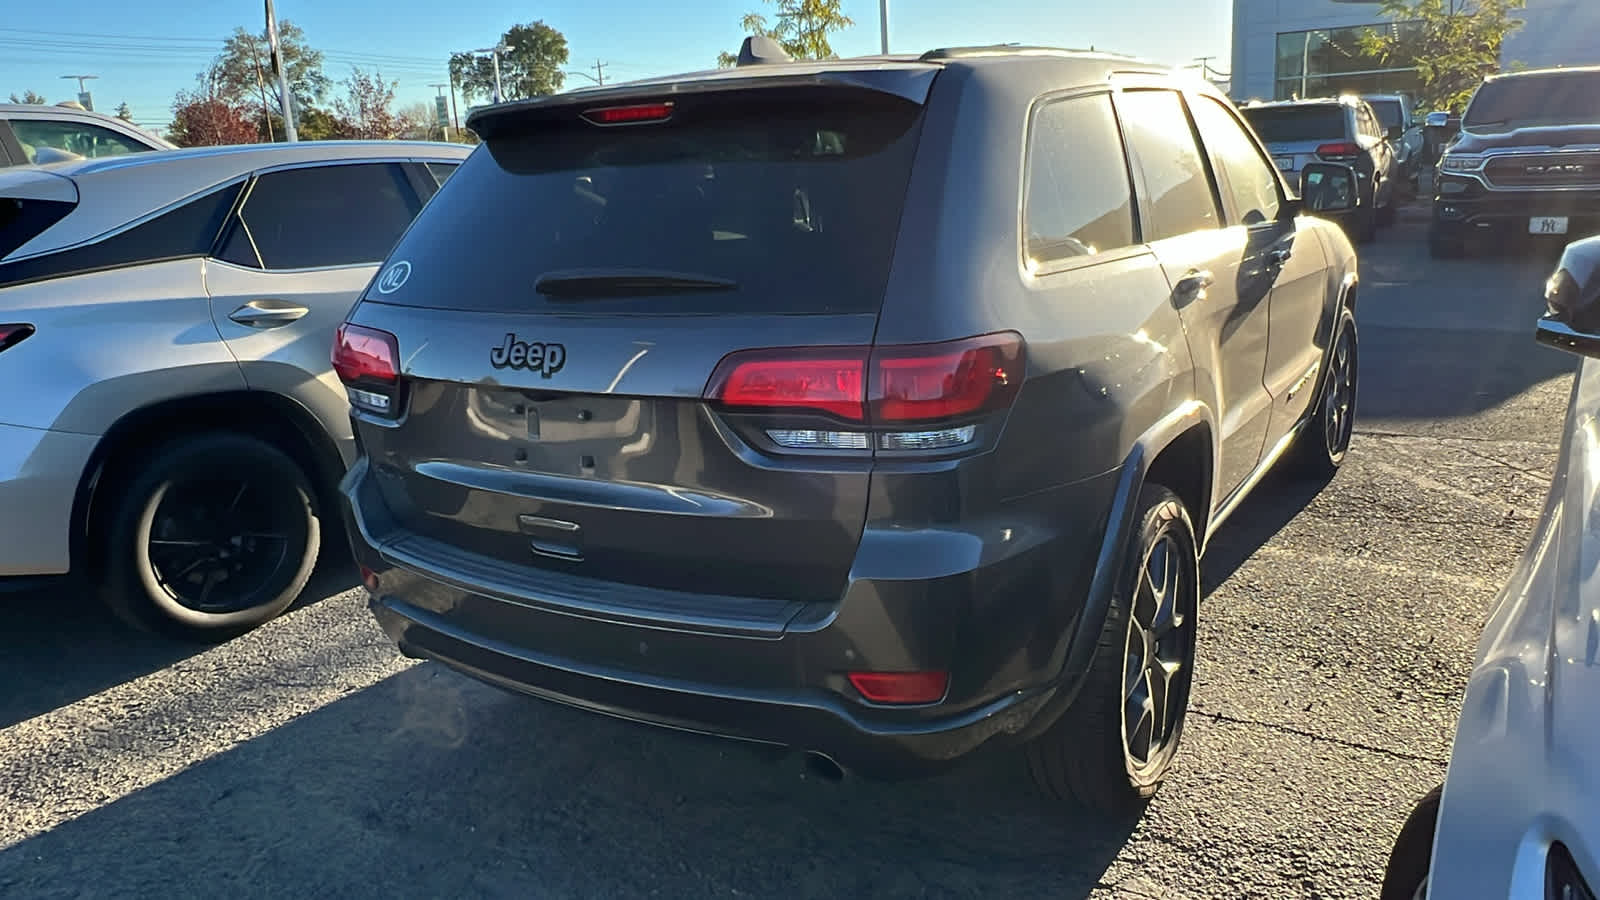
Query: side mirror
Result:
<box><xmin>1299</xmin><ymin>162</ymin><xmax>1359</xmax><ymax>215</ymax></box>
<box><xmin>1425</xmin><ymin>111</ymin><xmax>1451</xmax><ymax>129</ymax></box>
<box><xmin>1536</xmin><ymin>235</ymin><xmax>1600</xmax><ymax>359</ymax></box>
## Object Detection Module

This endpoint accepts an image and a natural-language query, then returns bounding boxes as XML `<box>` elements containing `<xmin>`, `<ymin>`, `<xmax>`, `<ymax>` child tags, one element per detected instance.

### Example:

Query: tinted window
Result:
<box><xmin>0</xmin><ymin>182</ymin><xmax>242</xmax><ymax>288</ymax></box>
<box><xmin>426</xmin><ymin>162</ymin><xmax>459</xmax><ymax>186</ymax></box>
<box><xmin>1464</xmin><ymin>71</ymin><xmax>1600</xmax><ymax>130</ymax></box>
<box><xmin>1368</xmin><ymin>99</ymin><xmax>1404</xmax><ymax>132</ymax></box>
<box><xmin>1024</xmin><ymin>93</ymin><xmax>1136</xmax><ymax>265</ymax></box>
<box><xmin>1190</xmin><ymin>96</ymin><xmax>1282</xmax><ymax>226</ymax></box>
<box><xmin>236</xmin><ymin>163</ymin><xmax>420</xmax><ymax>270</ymax></box>
<box><xmin>1240</xmin><ymin>105</ymin><xmax>1346</xmax><ymax>143</ymax></box>
<box><xmin>1116</xmin><ymin>89</ymin><xmax>1219</xmax><ymax>241</ymax></box>
<box><xmin>10</xmin><ymin>119</ymin><xmax>154</xmax><ymax>162</ymax></box>
<box><xmin>373</xmin><ymin>93</ymin><xmax>925</xmax><ymax>315</ymax></box>
<box><xmin>0</xmin><ymin>197</ymin><xmax>76</xmax><ymax>259</ymax></box>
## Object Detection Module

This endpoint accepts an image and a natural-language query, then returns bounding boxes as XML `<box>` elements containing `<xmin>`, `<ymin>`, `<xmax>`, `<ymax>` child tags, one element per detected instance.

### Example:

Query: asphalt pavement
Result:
<box><xmin>0</xmin><ymin>210</ymin><xmax>1581</xmax><ymax>899</ymax></box>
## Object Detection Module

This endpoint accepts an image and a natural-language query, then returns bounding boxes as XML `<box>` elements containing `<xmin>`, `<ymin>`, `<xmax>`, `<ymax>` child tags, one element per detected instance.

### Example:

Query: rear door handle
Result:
<box><xmin>1173</xmin><ymin>269</ymin><xmax>1215</xmax><ymax>302</ymax></box>
<box><xmin>228</xmin><ymin>299</ymin><xmax>308</xmax><ymax>328</ymax></box>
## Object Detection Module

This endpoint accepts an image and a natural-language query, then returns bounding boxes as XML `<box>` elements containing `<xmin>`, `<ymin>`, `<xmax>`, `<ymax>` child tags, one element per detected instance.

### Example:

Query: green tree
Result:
<box><xmin>717</xmin><ymin>0</ymin><xmax>853</xmax><ymax>68</ymax></box>
<box><xmin>449</xmin><ymin>21</ymin><xmax>570</xmax><ymax>103</ymax></box>
<box><xmin>8</xmin><ymin>90</ymin><xmax>47</xmax><ymax>104</ymax></box>
<box><xmin>115</xmin><ymin>101</ymin><xmax>134</xmax><ymax>122</ymax></box>
<box><xmin>1358</xmin><ymin>0</ymin><xmax>1527</xmax><ymax>113</ymax></box>
<box><xmin>215</xmin><ymin>20</ymin><xmax>331</xmax><ymax>117</ymax></box>
<box><xmin>333</xmin><ymin>67</ymin><xmax>402</xmax><ymax>140</ymax></box>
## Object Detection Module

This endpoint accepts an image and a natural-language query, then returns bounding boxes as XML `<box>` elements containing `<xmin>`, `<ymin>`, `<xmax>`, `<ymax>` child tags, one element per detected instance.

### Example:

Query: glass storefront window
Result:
<box><xmin>1273</xmin><ymin>23</ymin><xmax>1424</xmax><ymax>101</ymax></box>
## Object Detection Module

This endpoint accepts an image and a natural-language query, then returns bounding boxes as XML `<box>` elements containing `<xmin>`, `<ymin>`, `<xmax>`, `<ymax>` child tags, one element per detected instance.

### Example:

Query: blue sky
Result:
<box><xmin>1</xmin><ymin>0</ymin><xmax>1232</xmax><ymax>132</ymax></box>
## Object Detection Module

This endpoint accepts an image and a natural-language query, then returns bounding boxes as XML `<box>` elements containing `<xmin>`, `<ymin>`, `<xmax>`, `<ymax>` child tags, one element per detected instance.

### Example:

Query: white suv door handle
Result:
<box><xmin>1174</xmin><ymin>269</ymin><xmax>1215</xmax><ymax>299</ymax></box>
<box><xmin>229</xmin><ymin>299</ymin><xmax>308</xmax><ymax>328</ymax></box>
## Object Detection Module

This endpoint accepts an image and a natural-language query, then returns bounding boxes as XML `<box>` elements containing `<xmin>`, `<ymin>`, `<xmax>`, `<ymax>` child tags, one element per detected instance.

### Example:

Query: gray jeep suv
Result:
<box><xmin>336</xmin><ymin>39</ymin><xmax>1362</xmax><ymax>814</ymax></box>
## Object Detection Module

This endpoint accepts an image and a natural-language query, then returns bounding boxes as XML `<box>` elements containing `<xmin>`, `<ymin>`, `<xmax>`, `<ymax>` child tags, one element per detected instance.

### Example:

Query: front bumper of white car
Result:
<box><xmin>0</xmin><ymin>422</ymin><xmax>97</xmax><ymax>576</ymax></box>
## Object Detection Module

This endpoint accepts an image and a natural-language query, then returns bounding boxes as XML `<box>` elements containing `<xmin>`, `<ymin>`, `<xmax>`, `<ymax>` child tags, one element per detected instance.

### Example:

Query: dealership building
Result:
<box><xmin>1229</xmin><ymin>0</ymin><xmax>1600</xmax><ymax>104</ymax></box>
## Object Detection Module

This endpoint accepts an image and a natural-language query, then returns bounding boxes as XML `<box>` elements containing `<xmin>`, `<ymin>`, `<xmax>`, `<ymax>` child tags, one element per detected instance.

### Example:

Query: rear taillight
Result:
<box><xmin>704</xmin><ymin>331</ymin><xmax>1025</xmax><ymax>454</ymax></box>
<box><xmin>0</xmin><ymin>324</ymin><xmax>34</xmax><ymax>354</ymax></box>
<box><xmin>1316</xmin><ymin>142</ymin><xmax>1361</xmax><ymax>161</ymax></box>
<box><xmin>332</xmin><ymin>322</ymin><xmax>402</xmax><ymax>417</ymax></box>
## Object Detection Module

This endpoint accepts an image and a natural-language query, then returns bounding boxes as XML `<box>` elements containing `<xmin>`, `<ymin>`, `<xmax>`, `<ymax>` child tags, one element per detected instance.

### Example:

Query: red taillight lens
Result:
<box><xmin>582</xmin><ymin>102</ymin><xmax>674</xmax><ymax>125</ymax></box>
<box><xmin>332</xmin><ymin>323</ymin><xmax>401</xmax><ymax>417</ymax></box>
<box><xmin>870</xmin><ymin>333</ymin><xmax>1024</xmax><ymax>424</ymax></box>
<box><xmin>706</xmin><ymin>348</ymin><xmax>870</xmax><ymax>422</ymax></box>
<box><xmin>0</xmin><ymin>323</ymin><xmax>34</xmax><ymax>354</ymax></box>
<box><xmin>332</xmin><ymin>323</ymin><xmax>399</xmax><ymax>385</ymax></box>
<box><xmin>1316</xmin><ymin>142</ymin><xmax>1360</xmax><ymax>159</ymax></box>
<box><xmin>848</xmin><ymin>671</ymin><xmax>949</xmax><ymax>705</ymax></box>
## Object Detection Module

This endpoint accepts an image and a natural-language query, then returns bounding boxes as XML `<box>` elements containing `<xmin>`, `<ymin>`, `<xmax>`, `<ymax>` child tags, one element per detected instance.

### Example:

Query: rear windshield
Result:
<box><xmin>1240</xmin><ymin>106</ymin><xmax>1345</xmax><ymax>144</ymax></box>
<box><xmin>1367</xmin><ymin>99</ymin><xmax>1404</xmax><ymax>132</ymax></box>
<box><xmin>372</xmin><ymin>91</ymin><xmax>926</xmax><ymax>315</ymax></box>
<box><xmin>1464</xmin><ymin>71</ymin><xmax>1600</xmax><ymax>130</ymax></box>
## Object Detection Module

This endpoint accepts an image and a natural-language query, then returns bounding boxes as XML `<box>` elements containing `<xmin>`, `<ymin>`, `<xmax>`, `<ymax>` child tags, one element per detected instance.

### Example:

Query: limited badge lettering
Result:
<box><xmin>490</xmin><ymin>333</ymin><xmax>567</xmax><ymax>377</ymax></box>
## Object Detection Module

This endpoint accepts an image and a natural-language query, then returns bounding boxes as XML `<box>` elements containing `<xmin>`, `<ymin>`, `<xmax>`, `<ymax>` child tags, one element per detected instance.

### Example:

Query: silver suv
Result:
<box><xmin>0</xmin><ymin>141</ymin><xmax>469</xmax><ymax>640</ymax></box>
<box><xmin>0</xmin><ymin>103</ymin><xmax>173</xmax><ymax>167</ymax></box>
<box><xmin>1240</xmin><ymin>96</ymin><xmax>1400</xmax><ymax>243</ymax></box>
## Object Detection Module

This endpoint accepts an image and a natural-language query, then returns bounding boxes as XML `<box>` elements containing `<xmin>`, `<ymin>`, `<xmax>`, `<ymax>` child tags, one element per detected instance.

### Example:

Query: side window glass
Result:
<box><xmin>1189</xmin><ymin>95</ymin><xmax>1282</xmax><ymax>227</ymax></box>
<box><xmin>1023</xmin><ymin>93</ymin><xmax>1137</xmax><ymax>266</ymax></box>
<box><xmin>10</xmin><ymin>120</ymin><xmax>151</xmax><ymax>162</ymax></box>
<box><xmin>237</xmin><ymin>163</ymin><xmax>421</xmax><ymax>270</ymax></box>
<box><xmin>1115</xmin><ymin>89</ymin><xmax>1220</xmax><ymax>241</ymax></box>
<box><xmin>426</xmin><ymin>162</ymin><xmax>459</xmax><ymax>187</ymax></box>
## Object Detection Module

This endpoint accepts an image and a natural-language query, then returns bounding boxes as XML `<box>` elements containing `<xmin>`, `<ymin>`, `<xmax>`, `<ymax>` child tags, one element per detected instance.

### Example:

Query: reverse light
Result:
<box><xmin>704</xmin><ymin>332</ymin><xmax>1025</xmax><ymax>454</ymax></box>
<box><xmin>332</xmin><ymin>323</ymin><xmax>401</xmax><ymax>417</ymax></box>
<box><xmin>581</xmin><ymin>102</ymin><xmax>675</xmax><ymax>126</ymax></box>
<box><xmin>848</xmin><ymin>671</ymin><xmax>949</xmax><ymax>705</ymax></box>
<box><xmin>0</xmin><ymin>323</ymin><xmax>34</xmax><ymax>354</ymax></box>
<box><xmin>1315</xmin><ymin>142</ymin><xmax>1361</xmax><ymax>161</ymax></box>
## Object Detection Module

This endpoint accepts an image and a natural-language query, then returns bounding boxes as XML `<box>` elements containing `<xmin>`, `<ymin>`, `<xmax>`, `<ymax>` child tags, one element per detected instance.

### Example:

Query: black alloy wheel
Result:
<box><xmin>102</xmin><ymin>432</ymin><xmax>321</xmax><ymax>642</ymax></box>
<box><xmin>1296</xmin><ymin>306</ymin><xmax>1358</xmax><ymax>478</ymax></box>
<box><xmin>1026</xmin><ymin>483</ymin><xmax>1200</xmax><ymax>817</ymax></box>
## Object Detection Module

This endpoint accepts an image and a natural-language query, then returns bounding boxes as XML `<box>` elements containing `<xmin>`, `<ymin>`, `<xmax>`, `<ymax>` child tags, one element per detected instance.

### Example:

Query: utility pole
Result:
<box><xmin>264</xmin><ymin>0</ymin><xmax>297</xmax><ymax>141</ymax></box>
<box><xmin>474</xmin><ymin>46</ymin><xmax>506</xmax><ymax>103</ymax></box>
<box><xmin>1194</xmin><ymin>56</ymin><xmax>1215</xmax><ymax>79</ymax></box>
<box><xmin>879</xmin><ymin>0</ymin><xmax>890</xmax><ymax>54</ymax></box>
<box><xmin>592</xmin><ymin>59</ymin><xmax>607</xmax><ymax>86</ymax></box>
<box><xmin>429</xmin><ymin>83</ymin><xmax>452</xmax><ymax>140</ymax></box>
<box><xmin>59</xmin><ymin>74</ymin><xmax>98</xmax><ymax>110</ymax></box>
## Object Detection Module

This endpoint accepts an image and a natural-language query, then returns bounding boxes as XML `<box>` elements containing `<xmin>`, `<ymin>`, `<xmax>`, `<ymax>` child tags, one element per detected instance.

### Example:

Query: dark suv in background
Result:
<box><xmin>1240</xmin><ymin>96</ymin><xmax>1399</xmax><ymax>243</ymax></box>
<box><xmin>1431</xmin><ymin>65</ymin><xmax>1600</xmax><ymax>258</ymax></box>
<box><xmin>334</xmin><ymin>38</ymin><xmax>1362</xmax><ymax>816</ymax></box>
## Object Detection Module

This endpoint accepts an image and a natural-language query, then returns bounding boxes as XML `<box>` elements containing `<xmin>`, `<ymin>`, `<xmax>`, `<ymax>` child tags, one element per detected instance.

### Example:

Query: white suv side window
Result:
<box><xmin>10</xmin><ymin>119</ymin><xmax>151</xmax><ymax>163</ymax></box>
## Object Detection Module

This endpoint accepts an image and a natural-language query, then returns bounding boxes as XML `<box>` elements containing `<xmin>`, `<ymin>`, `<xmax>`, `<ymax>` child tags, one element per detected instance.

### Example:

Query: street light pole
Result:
<box><xmin>264</xmin><ymin>0</ymin><xmax>297</xmax><ymax>141</ymax></box>
<box><xmin>60</xmin><ymin>74</ymin><xmax>98</xmax><ymax>110</ymax></box>
<box><xmin>879</xmin><ymin>0</ymin><xmax>890</xmax><ymax>54</ymax></box>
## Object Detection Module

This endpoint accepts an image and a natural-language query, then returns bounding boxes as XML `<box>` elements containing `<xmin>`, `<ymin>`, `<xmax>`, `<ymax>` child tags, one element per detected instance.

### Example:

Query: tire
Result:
<box><xmin>100</xmin><ymin>432</ymin><xmax>321</xmax><ymax>642</ymax></box>
<box><xmin>1379</xmin><ymin>784</ymin><xmax>1442</xmax><ymax>900</ymax></box>
<box><xmin>1352</xmin><ymin>199</ymin><xmax>1379</xmax><ymax>244</ymax></box>
<box><xmin>1377</xmin><ymin>187</ymin><xmax>1397</xmax><ymax>226</ymax></box>
<box><xmin>1294</xmin><ymin>306</ymin><xmax>1359</xmax><ymax>479</ymax></box>
<box><xmin>1025</xmin><ymin>483</ymin><xmax>1200</xmax><ymax>818</ymax></box>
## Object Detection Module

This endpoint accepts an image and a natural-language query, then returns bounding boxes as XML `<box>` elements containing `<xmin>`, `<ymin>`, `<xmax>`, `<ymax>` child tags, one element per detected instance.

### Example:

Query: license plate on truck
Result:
<box><xmin>1530</xmin><ymin>216</ymin><xmax>1569</xmax><ymax>235</ymax></box>
<box><xmin>1275</xmin><ymin>156</ymin><xmax>1294</xmax><ymax>172</ymax></box>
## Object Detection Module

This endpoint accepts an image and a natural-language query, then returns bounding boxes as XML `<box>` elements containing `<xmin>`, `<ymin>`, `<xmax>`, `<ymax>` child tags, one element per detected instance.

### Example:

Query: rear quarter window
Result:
<box><xmin>366</xmin><ymin>92</ymin><xmax>927</xmax><ymax>316</ymax></box>
<box><xmin>1023</xmin><ymin>92</ymin><xmax>1137</xmax><ymax>266</ymax></box>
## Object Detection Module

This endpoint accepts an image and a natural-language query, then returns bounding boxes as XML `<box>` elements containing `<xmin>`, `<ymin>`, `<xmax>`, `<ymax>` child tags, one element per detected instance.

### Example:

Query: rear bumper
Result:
<box><xmin>0</xmin><ymin>422</ymin><xmax>97</xmax><ymax>576</ymax></box>
<box><xmin>340</xmin><ymin>455</ymin><xmax>1120</xmax><ymax>778</ymax></box>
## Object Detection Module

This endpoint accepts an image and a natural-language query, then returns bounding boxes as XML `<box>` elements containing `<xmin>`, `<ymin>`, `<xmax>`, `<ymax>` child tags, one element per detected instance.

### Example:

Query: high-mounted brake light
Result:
<box><xmin>704</xmin><ymin>332</ymin><xmax>1025</xmax><ymax>453</ymax></box>
<box><xmin>581</xmin><ymin>102</ymin><xmax>675</xmax><ymax>126</ymax></box>
<box><xmin>332</xmin><ymin>323</ymin><xmax>402</xmax><ymax>417</ymax></box>
<box><xmin>1316</xmin><ymin>142</ymin><xmax>1361</xmax><ymax>160</ymax></box>
<box><xmin>0</xmin><ymin>324</ymin><xmax>35</xmax><ymax>354</ymax></box>
<box><xmin>848</xmin><ymin>671</ymin><xmax>949</xmax><ymax>705</ymax></box>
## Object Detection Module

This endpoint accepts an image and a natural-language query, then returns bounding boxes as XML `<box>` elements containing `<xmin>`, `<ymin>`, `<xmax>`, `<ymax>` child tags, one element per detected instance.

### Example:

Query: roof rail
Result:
<box><xmin>919</xmin><ymin>44</ymin><xmax>1138</xmax><ymax>62</ymax></box>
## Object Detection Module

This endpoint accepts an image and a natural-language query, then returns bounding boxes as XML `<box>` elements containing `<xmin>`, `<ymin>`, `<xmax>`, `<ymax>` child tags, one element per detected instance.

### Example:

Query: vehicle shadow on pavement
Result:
<box><xmin>1201</xmin><ymin>469</ymin><xmax>1330</xmax><ymax>597</ymax></box>
<box><xmin>0</xmin><ymin>549</ymin><xmax>357</xmax><ymax>732</ymax></box>
<box><xmin>0</xmin><ymin>664</ymin><xmax>1138</xmax><ymax>899</ymax></box>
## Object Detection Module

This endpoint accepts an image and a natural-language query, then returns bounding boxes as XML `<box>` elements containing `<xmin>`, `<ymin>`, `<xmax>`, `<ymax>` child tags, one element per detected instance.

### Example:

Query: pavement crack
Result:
<box><xmin>1195</xmin><ymin>709</ymin><xmax>1446</xmax><ymax>765</ymax></box>
<box><xmin>1452</xmin><ymin>441</ymin><xmax>1558</xmax><ymax>482</ymax></box>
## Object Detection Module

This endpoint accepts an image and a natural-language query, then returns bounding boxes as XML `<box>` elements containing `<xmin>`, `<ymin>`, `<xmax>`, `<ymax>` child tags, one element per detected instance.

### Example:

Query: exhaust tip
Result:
<box><xmin>804</xmin><ymin>751</ymin><xmax>845</xmax><ymax>783</ymax></box>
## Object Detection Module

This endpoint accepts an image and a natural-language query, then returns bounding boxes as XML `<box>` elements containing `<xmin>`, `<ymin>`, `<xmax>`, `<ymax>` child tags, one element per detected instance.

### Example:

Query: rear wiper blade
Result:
<box><xmin>534</xmin><ymin>267</ymin><xmax>738</xmax><ymax>298</ymax></box>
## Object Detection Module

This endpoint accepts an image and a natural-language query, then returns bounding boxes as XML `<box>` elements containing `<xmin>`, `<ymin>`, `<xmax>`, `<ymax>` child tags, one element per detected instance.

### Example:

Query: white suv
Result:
<box><xmin>0</xmin><ymin>103</ymin><xmax>173</xmax><ymax>167</ymax></box>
